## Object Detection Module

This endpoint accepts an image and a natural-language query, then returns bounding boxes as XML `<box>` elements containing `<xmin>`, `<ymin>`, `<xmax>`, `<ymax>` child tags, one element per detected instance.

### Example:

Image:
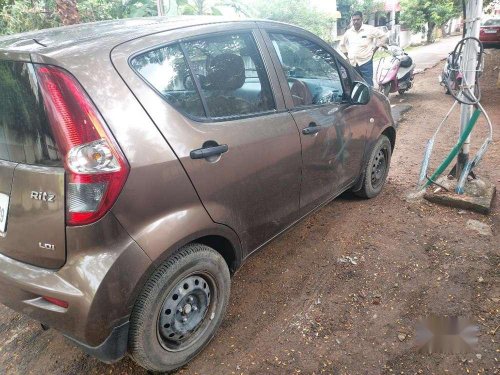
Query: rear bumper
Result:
<box><xmin>0</xmin><ymin>213</ymin><xmax>151</xmax><ymax>355</ymax></box>
<box><xmin>480</xmin><ymin>40</ymin><xmax>500</xmax><ymax>47</ymax></box>
<box><xmin>479</xmin><ymin>36</ymin><xmax>500</xmax><ymax>45</ymax></box>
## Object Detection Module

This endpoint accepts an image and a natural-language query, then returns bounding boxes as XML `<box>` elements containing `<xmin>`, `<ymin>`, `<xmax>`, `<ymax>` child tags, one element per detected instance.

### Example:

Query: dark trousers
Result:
<box><xmin>356</xmin><ymin>59</ymin><xmax>374</xmax><ymax>86</ymax></box>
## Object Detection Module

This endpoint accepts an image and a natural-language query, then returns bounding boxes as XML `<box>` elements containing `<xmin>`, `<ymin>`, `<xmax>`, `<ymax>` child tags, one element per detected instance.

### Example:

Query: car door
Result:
<box><xmin>259</xmin><ymin>25</ymin><xmax>368</xmax><ymax>215</ymax></box>
<box><xmin>112</xmin><ymin>23</ymin><xmax>302</xmax><ymax>253</ymax></box>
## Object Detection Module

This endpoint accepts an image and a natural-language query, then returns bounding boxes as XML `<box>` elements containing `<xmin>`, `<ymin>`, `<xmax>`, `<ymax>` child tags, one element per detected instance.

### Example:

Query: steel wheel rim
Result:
<box><xmin>157</xmin><ymin>273</ymin><xmax>216</xmax><ymax>352</ymax></box>
<box><xmin>371</xmin><ymin>146</ymin><xmax>388</xmax><ymax>189</ymax></box>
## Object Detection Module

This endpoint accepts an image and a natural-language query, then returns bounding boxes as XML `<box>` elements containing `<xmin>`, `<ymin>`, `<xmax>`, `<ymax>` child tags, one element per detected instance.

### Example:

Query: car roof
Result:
<box><xmin>0</xmin><ymin>16</ymin><xmax>285</xmax><ymax>55</ymax></box>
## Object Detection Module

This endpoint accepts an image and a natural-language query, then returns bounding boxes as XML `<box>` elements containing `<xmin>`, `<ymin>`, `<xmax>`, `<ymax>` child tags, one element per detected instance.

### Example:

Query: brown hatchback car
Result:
<box><xmin>0</xmin><ymin>16</ymin><xmax>396</xmax><ymax>372</ymax></box>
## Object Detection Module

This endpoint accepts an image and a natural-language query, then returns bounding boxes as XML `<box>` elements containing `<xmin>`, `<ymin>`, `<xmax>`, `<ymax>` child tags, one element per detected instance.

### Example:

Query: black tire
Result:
<box><xmin>398</xmin><ymin>89</ymin><xmax>407</xmax><ymax>95</ymax></box>
<box><xmin>381</xmin><ymin>83</ymin><xmax>391</xmax><ymax>97</ymax></box>
<box><xmin>128</xmin><ymin>243</ymin><xmax>231</xmax><ymax>372</ymax></box>
<box><xmin>355</xmin><ymin>135</ymin><xmax>392</xmax><ymax>199</ymax></box>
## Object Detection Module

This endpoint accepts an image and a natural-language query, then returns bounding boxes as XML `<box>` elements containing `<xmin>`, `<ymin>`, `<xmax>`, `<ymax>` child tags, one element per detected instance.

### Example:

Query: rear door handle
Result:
<box><xmin>302</xmin><ymin>122</ymin><xmax>321</xmax><ymax>135</ymax></box>
<box><xmin>190</xmin><ymin>144</ymin><xmax>229</xmax><ymax>159</ymax></box>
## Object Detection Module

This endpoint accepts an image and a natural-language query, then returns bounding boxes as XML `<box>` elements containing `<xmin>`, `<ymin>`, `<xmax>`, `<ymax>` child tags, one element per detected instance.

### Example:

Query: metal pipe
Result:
<box><xmin>425</xmin><ymin>109</ymin><xmax>481</xmax><ymax>187</ymax></box>
<box><xmin>418</xmin><ymin>101</ymin><xmax>459</xmax><ymax>187</ymax></box>
<box><xmin>458</xmin><ymin>0</ymin><xmax>483</xmax><ymax>183</ymax></box>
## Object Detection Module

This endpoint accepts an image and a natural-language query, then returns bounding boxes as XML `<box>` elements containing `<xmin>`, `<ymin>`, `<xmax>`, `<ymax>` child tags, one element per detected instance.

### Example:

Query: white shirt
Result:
<box><xmin>340</xmin><ymin>24</ymin><xmax>387</xmax><ymax>66</ymax></box>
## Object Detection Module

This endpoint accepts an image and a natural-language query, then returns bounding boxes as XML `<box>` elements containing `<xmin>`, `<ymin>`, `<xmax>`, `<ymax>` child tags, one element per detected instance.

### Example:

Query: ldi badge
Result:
<box><xmin>39</xmin><ymin>242</ymin><xmax>55</xmax><ymax>251</ymax></box>
<box><xmin>31</xmin><ymin>191</ymin><xmax>55</xmax><ymax>202</ymax></box>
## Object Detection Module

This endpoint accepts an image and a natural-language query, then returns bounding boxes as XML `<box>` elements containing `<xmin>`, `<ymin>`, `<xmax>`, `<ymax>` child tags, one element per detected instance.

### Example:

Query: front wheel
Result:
<box><xmin>355</xmin><ymin>135</ymin><xmax>392</xmax><ymax>198</ymax></box>
<box><xmin>379</xmin><ymin>83</ymin><xmax>391</xmax><ymax>97</ymax></box>
<box><xmin>128</xmin><ymin>243</ymin><xmax>231</xmax><ymax>372</ymax></box>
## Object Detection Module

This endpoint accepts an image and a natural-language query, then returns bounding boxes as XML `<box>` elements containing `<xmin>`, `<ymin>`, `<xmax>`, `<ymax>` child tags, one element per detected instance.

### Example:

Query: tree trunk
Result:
<box><xmin>55</xmin><ymin>0</ymin><xmax>81</xmax><ymax>26</ymax></box>
<box><xmin>157</xmin><ymin>0</ymin><xmax>165</xmax><ymax>16</ymax></box>
<box><xmin>427</xmin><ymin>22</ymin><xmax>435</xmax><ymax>43</ymax></box>
<box><xmin>195</xmin><ymin>0</ymin><xmax>205</xmax><ymax>15</ymax></box>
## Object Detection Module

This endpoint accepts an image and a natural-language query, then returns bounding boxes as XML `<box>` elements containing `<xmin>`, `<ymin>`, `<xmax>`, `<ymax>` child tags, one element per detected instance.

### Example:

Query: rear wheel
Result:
<box><xmin>398</xmin><ymin>88</ymin><xmax>407</xmax><ymax>95</ymax></box>
<box><xmin>355</xmin><ymin>135</ymin><xmax>392</xmax><ymax>198</ymax></box>
<box><xmin>128</xmin><ymin>243</ymin><xmax>230</xmax><ymax>372</ymax></box>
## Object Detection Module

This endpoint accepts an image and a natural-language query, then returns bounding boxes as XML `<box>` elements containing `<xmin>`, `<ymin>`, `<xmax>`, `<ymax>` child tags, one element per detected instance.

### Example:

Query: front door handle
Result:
<box><xmin>302</xmin><ymin>122</ymin><xmax>321</xmax><ymax>135</ymax></box>
<box><xmin>190</xmin><ymin>143</ymin><xmax>229</xmax><ymax>160</ymax></box>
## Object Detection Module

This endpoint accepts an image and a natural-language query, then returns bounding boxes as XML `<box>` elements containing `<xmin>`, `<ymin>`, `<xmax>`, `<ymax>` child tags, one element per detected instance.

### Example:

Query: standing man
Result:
<box><xmin>339</xmin><ymin>11</ymin><xmax>388</xmax><ymax>86</ymax></box>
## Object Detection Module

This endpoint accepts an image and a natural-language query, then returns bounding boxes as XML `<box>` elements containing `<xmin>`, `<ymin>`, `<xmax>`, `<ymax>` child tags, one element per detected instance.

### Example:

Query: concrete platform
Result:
<box><xmin>424</xmin><ymin>176</ymin><xmax>496</xmax><ymax>215</ymax></box>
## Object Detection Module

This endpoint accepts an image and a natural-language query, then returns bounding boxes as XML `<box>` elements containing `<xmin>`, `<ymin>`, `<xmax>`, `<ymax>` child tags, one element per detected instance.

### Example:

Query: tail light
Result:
<box><xmin>35</xmin><ymin>65</ymin><xmax>129</xmax><ymax>226</ymax></box>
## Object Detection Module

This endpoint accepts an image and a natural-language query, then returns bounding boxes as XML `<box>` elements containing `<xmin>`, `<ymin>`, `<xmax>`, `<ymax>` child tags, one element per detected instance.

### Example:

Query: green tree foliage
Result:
<box><xmin>251</xmin><ymin>0</ymin><xmax>337</xmax><ymax>41</ymax></box>
<box><xmin>123</xmin><ymin>0</ymin><xmax>159</xmax><ymax>18</ymax></box>
<box><xmin>0</xmin><ymin>1</ymin><xmax>60</xmax><ymax>35</ymax></box>
<box><xmin>78</xmin><ymin>0</ymin><xmax>126</xmax><ymax>21</ymax></box>
<box><xmin>337</xmin><ymin>0</ymin><xmax>384</xmax><ymax>30</ymax></box>
<box><xmin>400</xmin><ymin>0</ymin><xmax>460</xmax><ymax>43</ymax></box>
<box><xmin>176</xmin><ymin>0</ymin><xmax>251</xmax><ymax>16</ymax></box>
<box><xmin>0</xmin><ymin>0</ymin><xmax>127</xmax><ymax>35</ymax></box>
<box><xmin>0</xmin><ymin>0</ymin><xmax>253</xmax><ymax>34</ymax></box>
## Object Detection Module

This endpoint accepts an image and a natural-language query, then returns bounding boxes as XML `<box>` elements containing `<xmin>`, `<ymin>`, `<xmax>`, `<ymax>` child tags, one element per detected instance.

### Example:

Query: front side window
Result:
<box><xmin>183</xmin><ymin>33</ymin><xmax>275</xmax><ymax>118</ymax></box>
<box><xmin>269</xmin><ymin>33</ymin><xmax>345</xmax><ymax>107</ymax></box>
<box><xmin>337</xmin><ymin>62</ymin><xmax>352</xmax><ymax>97</ymax></box>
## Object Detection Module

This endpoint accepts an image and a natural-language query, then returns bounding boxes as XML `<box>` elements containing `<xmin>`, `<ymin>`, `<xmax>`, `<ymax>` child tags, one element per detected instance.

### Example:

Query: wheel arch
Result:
<box><xmin>126</xmin><ymin>228</ymin><xmax>242</xmax><ymax>319</ymax></box>
<box><xmin>381</xmin><ymin>126</ymin><xmax>396</xmax><ymax>155</ymax></box>
<box><xmin>352</xmin><ymin>124</ymin><xmax>396</xmax><ymax>192</ymax></box>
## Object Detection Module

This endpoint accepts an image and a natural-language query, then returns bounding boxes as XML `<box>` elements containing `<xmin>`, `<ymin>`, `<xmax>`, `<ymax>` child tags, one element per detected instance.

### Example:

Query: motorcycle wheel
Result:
<box><xmin>398</xmin><ymin>89</ymin><xmax>407</xmax><ymax>95</ymax></box>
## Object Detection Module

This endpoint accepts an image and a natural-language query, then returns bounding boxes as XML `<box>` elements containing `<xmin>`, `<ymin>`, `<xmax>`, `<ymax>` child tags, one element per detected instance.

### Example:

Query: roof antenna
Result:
<box><xmin>33</xmin><ymin>38</ymin><xmax>47</xmax><ymax>47</ymax></box>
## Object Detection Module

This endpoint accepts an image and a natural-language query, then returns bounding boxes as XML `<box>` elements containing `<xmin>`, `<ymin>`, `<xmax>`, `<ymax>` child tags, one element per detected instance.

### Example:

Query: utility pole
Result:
<box><xmin>457</xmin><ymin>0</ymin><xmax>482</xmax><ymax>182</ymax></box>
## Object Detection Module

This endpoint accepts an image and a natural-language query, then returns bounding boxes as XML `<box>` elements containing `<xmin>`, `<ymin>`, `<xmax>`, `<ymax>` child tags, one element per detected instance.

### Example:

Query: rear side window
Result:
<box><xmin>182</xmin><ymin>33</ymin><xmax>275</xmax><ymax>118</ymax></box>
<box><xmin>131</xmin><ymin>43</ymin><xmax>206</xmax><ymax>117</ymax></box>
<box><xmin>0</xmin><ymin>61</ymin><xmax>62</xmax><ymax>165</ymax></box>
<box><xmin>131</xmin><ymin>32</ymin><xmax>276</xmax><ymax>120</ymax></box>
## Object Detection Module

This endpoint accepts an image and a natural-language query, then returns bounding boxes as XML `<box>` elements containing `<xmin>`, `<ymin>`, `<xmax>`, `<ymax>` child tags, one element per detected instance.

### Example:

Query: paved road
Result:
<box><xmin>384</xmin><ymin>36</ymin><xmax>462</xmax><ymax>122</ymax></box>
<box><xmin>373</xmin><ymin>35</ymin><xmax>462</xmax><ymax>84</ymax></box>
<box><xmin>410</xmin><ymin>35</ymin><xmax>462</xmax><ymax>72</ymax></box>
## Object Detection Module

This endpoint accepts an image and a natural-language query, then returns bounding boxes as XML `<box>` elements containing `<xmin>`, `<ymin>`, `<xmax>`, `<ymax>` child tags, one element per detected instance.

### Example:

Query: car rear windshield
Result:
<box><xmin>0</xmin><ymin>61</ymin><xmax>62</xmax><ymax>165</ymax></box>
<box><xmin>483</xmin><ymin>19</ymin><xmax>500</xmax><ymax>26</ymax></box>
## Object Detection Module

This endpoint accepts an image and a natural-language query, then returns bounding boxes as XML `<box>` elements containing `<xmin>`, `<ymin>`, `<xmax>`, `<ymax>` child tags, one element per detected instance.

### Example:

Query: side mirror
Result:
<box><xmin>350</xmin><ymin>81</ymin><xmax>371</xmax><ymax>105</ymax></box>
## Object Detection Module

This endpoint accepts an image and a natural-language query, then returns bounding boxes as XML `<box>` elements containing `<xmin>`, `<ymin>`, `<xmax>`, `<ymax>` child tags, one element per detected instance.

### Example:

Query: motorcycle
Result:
<box><xmin>376</xmin><ymin>45</ymin><xmax>415</xmax><ymax>96</ymax></box>
<box><xmin>439</xmin><ymin>44</ymin><xmax>482</xmax><ymax>98</ymax></box>
<box><xmin>439</xmin><ymin>51</ymin><xmax>462</xmax><ymax>95</ymax></box>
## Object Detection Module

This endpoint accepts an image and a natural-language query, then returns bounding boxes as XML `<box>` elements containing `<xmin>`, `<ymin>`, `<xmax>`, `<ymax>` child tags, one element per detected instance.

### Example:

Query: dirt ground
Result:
<box><xmin>0</xmin><ymin>49</ymin><xmax>498</xmax><ymax>375</ymax></box>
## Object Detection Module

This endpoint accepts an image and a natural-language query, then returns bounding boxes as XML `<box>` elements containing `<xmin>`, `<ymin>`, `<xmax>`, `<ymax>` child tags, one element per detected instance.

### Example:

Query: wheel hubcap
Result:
<box><xmin>159</xmin><ymin>275</ymin><xmax>211</xmax><ymax>347</ymax></box>
<box><xmin>371</xmin><ymin>148</ymin><xmax>387</xmax><ymax>188</ymax></box>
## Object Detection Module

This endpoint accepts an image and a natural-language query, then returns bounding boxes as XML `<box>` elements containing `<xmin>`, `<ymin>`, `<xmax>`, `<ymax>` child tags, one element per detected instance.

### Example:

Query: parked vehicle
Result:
<box><xmin>439</xmin><ymin>37</ymin><xmax>483</xmax><ymax>98</ymax></box>
<box><xmin>479</xmin><ymin>18</ymin><xmax>500</xmax><ymax>47</ymax></box>
<box><xmin>439</xmin><ymin>51</ymin><xmax>462</xmax><ymax>94</ymax></box>
<box><xmin>376</xmin><ymin>24</ymin><xmax>400</xmax><ymax>46</ymax></box>
<box><xmin>0</xmin><ymin>16</ymin><xmax>396</xmax><ymax>372</ymax></box>
<box><xmin>376</xmin><ymin>45</ymin><xmax>415</xmax><ymax>96</ymax></box>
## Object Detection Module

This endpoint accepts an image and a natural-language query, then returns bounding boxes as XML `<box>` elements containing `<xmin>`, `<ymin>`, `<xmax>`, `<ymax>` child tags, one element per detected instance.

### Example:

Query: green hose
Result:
<box><xmin>424</xmin><ymin>108</ymin><xmax>481</xmax><ymax>187</ymax></box>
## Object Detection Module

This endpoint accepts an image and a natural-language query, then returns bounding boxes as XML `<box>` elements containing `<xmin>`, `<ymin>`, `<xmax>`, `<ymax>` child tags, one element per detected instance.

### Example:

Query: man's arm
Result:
<box><xmin>339</xmin><ymin>31</ymin><xmax>348</xmax><ymax>55</ymax></box>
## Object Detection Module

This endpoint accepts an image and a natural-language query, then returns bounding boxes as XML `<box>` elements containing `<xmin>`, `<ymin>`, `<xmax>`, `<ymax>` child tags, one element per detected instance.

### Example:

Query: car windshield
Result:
<box><xmin>482</xmin><ymin>19</ymin><xmax>500</xmax><ymax>26</ymax></box>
